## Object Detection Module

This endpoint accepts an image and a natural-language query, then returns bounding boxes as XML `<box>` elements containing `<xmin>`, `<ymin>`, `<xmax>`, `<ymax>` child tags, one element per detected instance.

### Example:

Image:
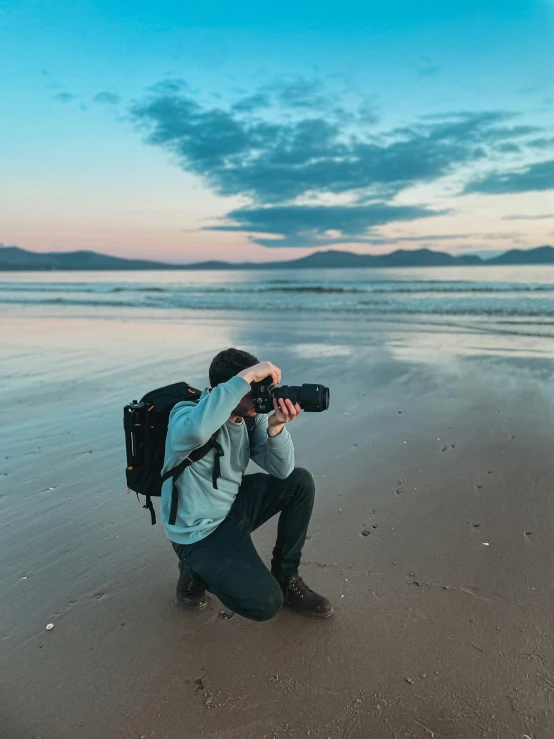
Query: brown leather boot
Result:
<box><xmin>281</xmin><ymin>575</ymin><xmax>333</xmax><ymax>619</ymax></box>
<box><xmin>176</xmin><ymin>561</ymin><xmax>208</xmax><ymax>611</ymax></box>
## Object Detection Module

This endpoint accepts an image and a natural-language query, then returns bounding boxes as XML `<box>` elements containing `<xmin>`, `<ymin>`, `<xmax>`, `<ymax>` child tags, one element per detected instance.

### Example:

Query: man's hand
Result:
<box><xmin>267</xmin><ymin>398</ymin><xmax>302</xmax><ymax>438</ymax></box>
<box><xmin>238</xmin><ymin>361</ymin><xmax>281</xmax><ymax>386</ymax></box>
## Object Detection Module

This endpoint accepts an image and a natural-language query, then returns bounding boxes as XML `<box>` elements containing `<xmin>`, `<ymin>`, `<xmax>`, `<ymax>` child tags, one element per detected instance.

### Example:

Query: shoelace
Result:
<box><xmin>288</xmin><ymin>575</ymin><xmax>311</xmax><ymax>599</ymax></box>
<box><xmin>180</xmin><ymin>566</ymin><xmax>204</xmax><ymax>593</ymax></box>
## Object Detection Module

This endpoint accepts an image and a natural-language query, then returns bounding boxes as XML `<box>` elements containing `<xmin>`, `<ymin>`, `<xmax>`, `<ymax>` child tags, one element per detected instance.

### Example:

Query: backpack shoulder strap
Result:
<box><xmin>163</xmin><ymin>432</ymin><xmax>222</xmax><ymax>527</ymax></box>
<box><xmin>164</xmin><ymin>417</ymin><xmax>255</xmax><ymax>528</ymax></box>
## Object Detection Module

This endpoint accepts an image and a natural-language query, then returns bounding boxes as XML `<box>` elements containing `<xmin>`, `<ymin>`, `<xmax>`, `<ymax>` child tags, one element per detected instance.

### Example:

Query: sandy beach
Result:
<box><xmin>2</xmin><ymin>304</ymin><xmax>554</xmax><ymax>739</ymax></box>
<box><xmin>4</xmin><ymin>0</ymin><xmax>554</xmax><ymax>732</ymax></box>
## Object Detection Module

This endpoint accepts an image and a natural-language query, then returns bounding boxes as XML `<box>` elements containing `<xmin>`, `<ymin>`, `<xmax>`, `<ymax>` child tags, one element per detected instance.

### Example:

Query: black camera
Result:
<box><xmin>252</xmin><ymin>376</ymin><xmax>330</xmax><ymax>414</ymax></box>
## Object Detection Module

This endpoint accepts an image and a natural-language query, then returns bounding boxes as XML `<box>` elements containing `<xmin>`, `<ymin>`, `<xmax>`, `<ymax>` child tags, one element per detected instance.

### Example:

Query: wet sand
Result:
<box><xmin>2</xmin><ymin>308</ymin><xmax>554</xmax><ymax>738</ymax></box>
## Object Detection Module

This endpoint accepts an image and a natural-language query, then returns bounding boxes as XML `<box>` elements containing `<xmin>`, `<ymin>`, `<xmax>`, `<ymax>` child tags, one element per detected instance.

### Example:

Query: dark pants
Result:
<box><xmin>174</xmin><ymin>467</ymin><xmax>315</xmax><ymax>622</ymax></box>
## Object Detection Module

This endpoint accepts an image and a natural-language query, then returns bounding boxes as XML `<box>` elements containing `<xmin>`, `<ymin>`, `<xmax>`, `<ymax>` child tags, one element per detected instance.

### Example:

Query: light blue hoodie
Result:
<box><xmin>160</xmin><ymin>375</ymin><xmax>295</xmax><ymax>545</ymax></box>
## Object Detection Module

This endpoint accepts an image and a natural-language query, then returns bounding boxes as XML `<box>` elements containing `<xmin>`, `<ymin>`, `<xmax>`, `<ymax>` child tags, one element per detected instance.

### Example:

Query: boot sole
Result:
<box><xmin>284</xmin><ymin>602</ymin><xmax>334</xmax><ymax>619</ymax></box>
<box><xmin>177</xmin><ymin>596</ymin><xmax>209</xmax><ymax>611</ymax></box>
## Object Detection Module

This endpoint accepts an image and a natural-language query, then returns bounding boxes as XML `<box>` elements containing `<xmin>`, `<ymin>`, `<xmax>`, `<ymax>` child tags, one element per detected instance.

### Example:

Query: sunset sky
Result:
<box><xmin>2</xmin><ymin>0</ymin><xmax>554</xmax><ymax>263</ymax></box>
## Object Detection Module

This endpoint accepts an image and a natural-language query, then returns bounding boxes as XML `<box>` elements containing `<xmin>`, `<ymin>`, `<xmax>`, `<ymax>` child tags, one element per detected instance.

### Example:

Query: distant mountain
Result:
<box><xmin>0</xmin><ymin>246</ymin><xmax>169</xmax><ymax>271</ymax></box>
<box><xmin>290</xmin><ymin>248</ymin><xmax>482</xmax><ymax>268</ymax></box>
<box><xmin>488</xmin><ymin>245</ymin><xmax>554</xmax><ymax>265</ymax></box>
<box><xmin>1</xmin><ymin>244</ymin><xmax>553</xmax><ymax>271</ymax></box>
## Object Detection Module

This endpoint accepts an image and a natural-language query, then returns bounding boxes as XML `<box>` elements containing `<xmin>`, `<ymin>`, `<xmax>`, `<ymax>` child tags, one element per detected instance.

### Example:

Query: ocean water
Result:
<box><xmin>2</xmin><ymin>265</ymin><xmax>554</xmax><ymax>325</ymax></box>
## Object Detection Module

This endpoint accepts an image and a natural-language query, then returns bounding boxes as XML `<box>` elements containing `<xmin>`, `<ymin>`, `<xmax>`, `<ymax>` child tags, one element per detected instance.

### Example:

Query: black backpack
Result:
<box><xmin>124</xmin><ymin>381</ymin><xmax>254</xmax><ymax>525</ymax></box>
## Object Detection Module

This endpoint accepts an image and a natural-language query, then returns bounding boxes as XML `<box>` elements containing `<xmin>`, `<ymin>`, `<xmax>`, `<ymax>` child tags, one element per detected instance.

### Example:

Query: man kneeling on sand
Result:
<box><xmin>161</xmin><ymin>348</ymin><xmax>333</xmax><ymax>621</ymax></box>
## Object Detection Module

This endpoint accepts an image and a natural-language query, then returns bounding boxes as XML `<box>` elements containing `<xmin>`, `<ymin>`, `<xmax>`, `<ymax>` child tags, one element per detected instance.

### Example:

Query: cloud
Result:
<box><xmin>394</xmin><ymin>115</ymin><xmax>540</xmax><ymax>142</ymax></box>
<box><xmin>527</xmin><ymin>137</ymin><xmax>554</xmax><ymax>149</ymax></box>
<box><xmin>93</xmin><ymin>91</ymin><xmax>121</xmax><ymax>105</ymax></box>
<box><xmin>416</xmin><ymin>57</ymin><xmax>441</xmax><ymax>79</ymax></box>
<box><xmin>272</xmin><ymin>78</ymin><xmax>333</xmax><ymax>109</ymax></box>
<box><xmin>206</xmin><ymin>202</ymin><xmax>445</xmax><ymax>247</ymax></box>
<box><xmin>230</xmin><ymin>78</ymin><xmax>358</xmax><ymax>116</ymax></box>
<box><xmin>502</xmin><ymin>214</ymin><xmax>554</xmax><ymax>220</ymax></box>
<box><xmin>232</xmin><ymin>92</ymin><xmax>271</xmax><ymax>113</ymax></box>
<box><xmin>53</xmin><ymin>92</ymin><xmax>77</xmax><ymax>103</ymax></box>
<box><xmin>496</xmin><ymin>143</ymin><xmax>521</xmax><ymax>154</ymax></box>
<box><xmin>481</xmin><ymin>125</ymin><xmax>542</xmax><ymax>141</ymax></box>
<box><xmin>464</xmin><ymin>159</ymin><xmax>554</xmax><ymax>195</ymax></box>
<box><xmin>130</xmin><ymin>80</ymin><xmax>553</xmax><ymax>247</ymax></box>
<box><xmin>147</xmin><ymin>78</ymin><xmax>190</xmax><ymax>95</ymax></box>
<box><xmin>420</xmin><ymin>111</ymin><xmax>479</xmax><ymax>121</ymax></box>
<box><xmin>132</xmin><ymin>92</ymin><xmax>532</xmax><ymax>204</ymax></box>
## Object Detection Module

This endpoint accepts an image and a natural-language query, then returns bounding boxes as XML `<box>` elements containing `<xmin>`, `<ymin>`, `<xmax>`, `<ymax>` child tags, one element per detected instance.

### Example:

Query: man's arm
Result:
<box><xmin>249</xmin><ymin>414</ymin><xmax>295</xmax><ymax>479</ymax></box>
<box><xmin>249</xmin><ymin>397</ymin><xmax>301</xmax><ymax>479</ymax></box>
<box><xmin>168</xmin><ymin>376</ymin><xmax>249</xmax><ymax>453</ymax></box>
<box><xmin>167</xmin><ymin>361</ymin><xmax>283</xmax><ymax>454</ymax></box>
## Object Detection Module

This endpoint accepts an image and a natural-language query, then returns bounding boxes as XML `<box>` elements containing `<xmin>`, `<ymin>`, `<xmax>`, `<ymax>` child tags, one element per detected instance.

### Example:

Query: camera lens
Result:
<box><xmin>273</xmin><ymin>384</ymin><xmax>330</xmax><ymax>412</ymax></box>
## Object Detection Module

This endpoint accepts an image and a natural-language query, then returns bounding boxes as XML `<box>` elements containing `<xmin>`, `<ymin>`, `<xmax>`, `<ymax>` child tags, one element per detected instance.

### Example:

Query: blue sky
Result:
<box><xmin>1</xmin><ymin>0</ymin><xmax>553</xmax><ymax>262</ymax></box>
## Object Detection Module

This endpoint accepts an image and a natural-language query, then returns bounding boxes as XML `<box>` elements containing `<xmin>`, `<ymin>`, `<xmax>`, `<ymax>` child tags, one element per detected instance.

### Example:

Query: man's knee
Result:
<box><xmin>289</xmin><ymin>467</ymin><xmax>315</xmax><ymax>497</ymax></box>
<box><xmin>246</xmin><ymin>586</ymin><xmax>284</xmax><ymax>622</ymax></box>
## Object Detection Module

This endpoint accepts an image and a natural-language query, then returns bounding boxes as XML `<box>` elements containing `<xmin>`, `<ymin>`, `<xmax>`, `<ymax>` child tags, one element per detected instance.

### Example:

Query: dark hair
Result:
<box><xmin>209</xmin><ymin>347</ymin><xmax>258</xmax><ymax>388</ymax></box>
